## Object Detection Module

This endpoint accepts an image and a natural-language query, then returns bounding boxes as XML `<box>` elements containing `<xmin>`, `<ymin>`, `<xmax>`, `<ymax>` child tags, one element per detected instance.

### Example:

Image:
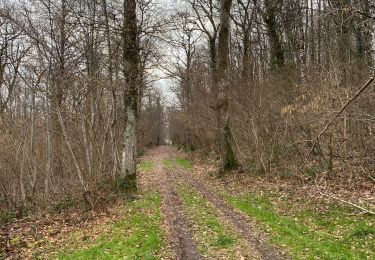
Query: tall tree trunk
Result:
<box><xmin>45</xmin><ymin>81</ymin><xmax>52</xmax><ymax>199</ymax></box>
<box><xmin>217</xmin><ymin>0</ymin><xmax>236</xmax><ymax>174</ymax></box>
<box><xmin>51</xmin><ymin>0</ymin><xmax>68</xmax><ymax>179</ymax></box>
<box><xmin>102</xmin><ymin>0</ymin><xmax>119</xmax><ymax>178</ymax></box>
<box><xmin>30</xmin><ymin>88</ymin><xmax>37</xmax><ymax>198</ymax></box>
<box><xmin>122</xmin><ymin>0</ymin><xmax>139</xmax><ymax>191</ymax></box>
<box><xmin>329</xmin><ymin>0</ymin><xmax>352</xmax><ymax>85</ymax></box>
<box><xmin>242</xmin><ymin>27</ymin><xmax>252</xmax><ymax>81</ymax></box>
<box><xmin>263</xmin><ymin>0</ymin><xmax>284</xmax><ymax>70</ymax></box>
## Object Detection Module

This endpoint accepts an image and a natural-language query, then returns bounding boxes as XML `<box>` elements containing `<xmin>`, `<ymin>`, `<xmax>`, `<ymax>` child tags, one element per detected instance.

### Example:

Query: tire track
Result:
<box><xmin>153</xmin><ymin>149</ymin><xmax>202</xmax><ymax>260</ymax></box>
<box><xmin>174</xmin><ymin>166</ymin><xmax>288</xmax><ymax>260</ymax></box>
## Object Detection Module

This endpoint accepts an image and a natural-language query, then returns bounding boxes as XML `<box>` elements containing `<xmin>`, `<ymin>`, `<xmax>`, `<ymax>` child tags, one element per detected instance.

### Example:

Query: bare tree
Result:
<box><xmin>121</xmin><ymin>0</ymin><xmax>140</xmax><ymax>191</ymax></box>
<box><xmin>216</xmin><ymin>0</ymin><xmax>236</xmax><ymax>174</ymax></box>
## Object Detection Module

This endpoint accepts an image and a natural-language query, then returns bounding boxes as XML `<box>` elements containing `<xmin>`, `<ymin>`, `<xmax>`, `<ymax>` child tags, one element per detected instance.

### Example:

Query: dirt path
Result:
<box><xmin>139</xmin><ymin>146</ymin><xmax>286</xmax><ymax>259</ymax></box>
<box><xmin>174</xmin><ymin>167</ymin><xmax>286</xmax><ymax>260</ymax></box>
<box><xmin>140</xmin><ymin>147</ymin><xmax>201</xmax><ymax>260</ymax></box>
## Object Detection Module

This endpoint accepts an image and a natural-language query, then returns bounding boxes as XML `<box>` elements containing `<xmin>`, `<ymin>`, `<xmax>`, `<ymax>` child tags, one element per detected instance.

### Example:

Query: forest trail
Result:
<box><xmin>144</xmin><ymin>147</ymin><xmax>201</xmax><ymax>259</ymax></box>
<box><xmin>139</xmin><ymin>146</ymin><xmax>286</xmax><ymax>259</ymax></box>
<box><xmin>3</xmin><ymin>1</ymin><xmax>375</xmax><ymax>259</ymax></box>
<box><xmin>1</xmin><ymin>146</ymin><xmax>286</xmax><ymax>259</ymax></box>
<box><xmin>3</xmin><ymin>146</ymin><xmax>374</xmax><ymax>259</ymax></box>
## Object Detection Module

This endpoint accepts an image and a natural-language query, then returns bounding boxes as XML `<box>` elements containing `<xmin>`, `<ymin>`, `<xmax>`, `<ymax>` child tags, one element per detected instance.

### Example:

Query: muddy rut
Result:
<box><xmin>175</xmin><ymin>167</ymin><xmax>286</xmax><ymax>260</ymax></box>
<box><xmin>142</xmin><ymin>147</ymin><xmax>201</xmax><ymax>260</ymax></box>
<box><xmin>139</xmin><ymin>146</ymin><xmax>287</xmax><ymax>260</ymax></box>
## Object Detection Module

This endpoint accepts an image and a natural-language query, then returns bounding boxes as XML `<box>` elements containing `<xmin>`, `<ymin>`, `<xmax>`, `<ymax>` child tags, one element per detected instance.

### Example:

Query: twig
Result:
<box><xmin>300</xmin><ymin>73</ymin><xmax>375</xmax><ymax>168</ymax></box>
<box><xmin>315</xmin><ymin>179</ymin><xmax>375</xmax><ymax>215</ymax></box>
<box><xmin>355</xmin><ymin>10</ymin><xmax>375</xmax><ymax>21</ymax></box>
<box><xmin>359</xmin><ymin>163</ymin><xmax>375</xmax><ymax>183</ymax></box>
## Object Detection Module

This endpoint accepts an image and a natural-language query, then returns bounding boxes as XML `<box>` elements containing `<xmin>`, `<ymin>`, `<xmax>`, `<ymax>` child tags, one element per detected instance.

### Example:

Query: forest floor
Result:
<box><xmin>1</xmin><ymin>146</ymin><xmax>374</xmax><ymax>259</ymax></box>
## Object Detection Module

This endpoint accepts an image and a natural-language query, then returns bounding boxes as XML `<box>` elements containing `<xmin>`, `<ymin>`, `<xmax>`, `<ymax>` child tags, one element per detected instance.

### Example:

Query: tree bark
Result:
<box><xmin>51</xmin><ymin>0</ymin><xmax>68</xmax><ymax>179</ymax></box>
<box><xmin>122</xmin><ymin>0</ymin><xmax>139</xmax><ymax>191</ymax></box>
<box><xmin>263</xmin><ymin>0</ymin><xmax>284</xmax><ymax>70</ymax></box>
<box><xmin>217</xmin><ymin>0</ymin><xmax>236</xmax><ymax>174</ymax></box>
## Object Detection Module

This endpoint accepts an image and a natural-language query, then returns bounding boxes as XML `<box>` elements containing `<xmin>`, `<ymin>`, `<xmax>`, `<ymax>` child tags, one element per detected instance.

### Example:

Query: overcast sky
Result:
<box><xmin>151</xmin><ymin>0</ymin><xmax>187</xmax><ymax>106</ymax></box>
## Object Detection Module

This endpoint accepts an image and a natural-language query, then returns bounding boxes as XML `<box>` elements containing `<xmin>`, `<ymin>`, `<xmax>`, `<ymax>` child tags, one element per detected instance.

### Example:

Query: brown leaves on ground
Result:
<box><xmin>189</xmin><ymin>151</ymin><xmax>375</xmax><ymax>215</ymax></box>
<box><xmin>0</xmin><ymin>201</ymin><xmax>126</xmax><ymax>259</ymax></box>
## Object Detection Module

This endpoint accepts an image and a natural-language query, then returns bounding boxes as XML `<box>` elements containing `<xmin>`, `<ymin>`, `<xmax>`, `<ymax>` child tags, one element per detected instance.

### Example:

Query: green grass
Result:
<box><xmin>226</xmin><ymin>192</ymin><xmax>375</xmax><ymax>260</ymax></box>
<box><xmin>162</xmin><ymin>159</ymin><xmax>174</xmax><ymax>168</ymax></box>
<box><xmin>56</xmin><ymin>193</ymin><xmax>166</xmax><ymax>259</ymax></box>
<box><xmin>138</xmin><ymin>160</ymin><xmax>155</xmax><ymax>172</ymax></box>
<box><xmin>175</xmin><ymin>157</ymin><xmax>192</xmax><ymax>170</ymax></box>
<box><xmin>163</xmin><ymin>157</ymin><xmax>192</xmax><ymax>170</ymax></box>
<box><xmin>178</xmin><ymin>185</ymin><xmax>250</xmax><ymax>258</ymax></box>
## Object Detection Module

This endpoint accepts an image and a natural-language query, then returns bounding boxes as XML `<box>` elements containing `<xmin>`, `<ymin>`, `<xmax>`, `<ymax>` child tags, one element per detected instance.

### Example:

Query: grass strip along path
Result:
<box><xmin>226</xmin><ymin>193</ymin><xmax>375</xmax><ymax>259</ymax></box>
<box><xmin>177</xmin><ymin>185</ymin><xmax>255</xmax><ymax>259</ymax></box>
<box><xmin>56</xmin><ymin>193</ymin><xmax>166</xmax><ymax>260</ymax></box>
<box><xmin>50</xmin><ymin>146</ymin><xmax>374</xmax><ymax>259</ymax></box>
<box><xmin>54</xmin><ymin>147</ymin><xmax>283</xmax><ymax>259</ymax></box>
<box><xmin>170</xmin><ymin>150</ymin><xmax>375</xmax><ymax>260</ymax></box>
